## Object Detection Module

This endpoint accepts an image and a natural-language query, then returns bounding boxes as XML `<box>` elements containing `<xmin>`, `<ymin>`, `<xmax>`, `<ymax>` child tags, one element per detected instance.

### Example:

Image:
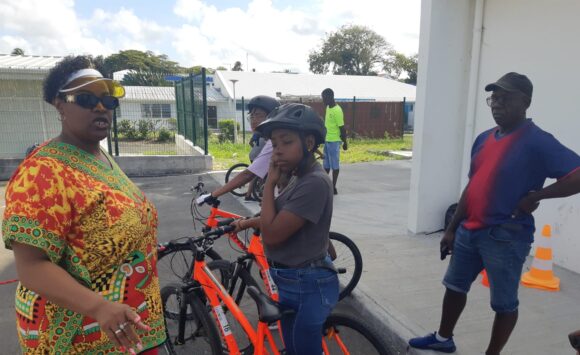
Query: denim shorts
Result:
<box><xmin>323</xmin><ymin>141</ymin><xmax>341</xmax><ymax>170</ymax></box>
<box><xmin>442</xmin><ymin>225</ymin><xmax>531</xmax><ymax>313</ymax></box>
<box><xmin>270</xmin><ymin>259</ymin><xmax>339</xmax><ymax>355</ymax></box>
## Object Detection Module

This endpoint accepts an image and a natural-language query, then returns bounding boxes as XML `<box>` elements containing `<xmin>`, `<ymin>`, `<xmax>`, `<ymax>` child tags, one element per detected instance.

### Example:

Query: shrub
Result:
<box><xmin>137</xmin><ymin>120</ymin><xmax>155</xmax><ymax>140</ymax></box>
<box><xmin>218</xmin><ymin>119</ymin><xmax>240</xmax><ymax>142</ymax></box>
<box><xmin>157</xmin><ymin>128</ymin><xmax>174</xmax><ymax>142</ymax></box>
<box><xmin>117</xmin><ymin>119</ymin><xmax>138</xmax><ymax>140</ymax></box>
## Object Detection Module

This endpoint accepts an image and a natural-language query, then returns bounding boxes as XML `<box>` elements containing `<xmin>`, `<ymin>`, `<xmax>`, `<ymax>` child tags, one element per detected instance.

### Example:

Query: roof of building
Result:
<box><xmin>123</xmin><ymin>85</ymin><xmax>227</xmax><ymax>103</ymax></box>
<box><xmin>0</xmin><ymin>54</ymin><xmax>64</xmax><ymax>71</ymax></box>
<box><xmin>216</xmin><ymin>71</ymin><xmax>416</xmax><ymax>101</ymax></box>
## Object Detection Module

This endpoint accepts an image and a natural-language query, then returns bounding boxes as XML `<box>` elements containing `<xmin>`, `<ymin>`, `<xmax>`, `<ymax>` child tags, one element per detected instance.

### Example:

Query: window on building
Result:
<box><xmin>141</xmin><ymin>103</ymin><xmax>171</xmax><ymax>118</ymax></box>
<box><xmin>208</xmin><ymin>105</ymin><xmax>217</xmax><ymax>128</ymax></box>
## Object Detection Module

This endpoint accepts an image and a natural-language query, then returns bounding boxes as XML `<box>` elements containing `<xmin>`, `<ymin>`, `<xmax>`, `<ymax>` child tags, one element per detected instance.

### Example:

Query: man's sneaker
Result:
<box><xmin>408</xmin><ymin>332</ymin><xmax>456</xmax><ymax>353</ymax></box>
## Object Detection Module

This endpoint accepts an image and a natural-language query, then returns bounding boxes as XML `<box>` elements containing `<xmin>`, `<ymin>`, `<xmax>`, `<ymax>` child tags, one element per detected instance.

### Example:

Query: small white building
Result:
<box><xmin>120</xmin><ymin>86</ymin><xmax>177</xmax><ymax>129</ymax></box>
<box><xmin>409</xmin><ymin>0</ymin><xmax>580</xmax><ymax>273</ymax></box>
<box><xmin>213</xmin><ymin>71</ymin><xmax>417</xmax><ymax>131</ymax></box>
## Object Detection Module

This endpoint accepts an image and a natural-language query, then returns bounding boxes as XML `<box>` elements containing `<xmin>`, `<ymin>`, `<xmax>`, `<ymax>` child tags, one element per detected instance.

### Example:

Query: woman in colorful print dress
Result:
<box><xmin>2</xmin><ymin>56</ymin><xmax>166</xmax><ymax>354</ymax></box>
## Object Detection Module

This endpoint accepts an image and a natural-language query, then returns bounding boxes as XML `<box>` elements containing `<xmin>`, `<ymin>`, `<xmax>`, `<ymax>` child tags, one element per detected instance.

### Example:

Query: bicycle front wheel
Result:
<box><xmin>329</xmin><ymin>232</ymin><xmax>363</xmax><ymax>300</ymax></box>
<box><xmin>225</xmin><ymin>163</ymin><xmax>250</xmax><ymax>197</ymax></box>
<box><xmin>161</xmin><ymin>283</ymin><xmax>223</xmax><ymax>355</ymax></box>
<box><xmin>323</xmin><ymin>313</ymin><xmax>390</xmax><ymax>355</ymax></box>
<box><xmin>157</xmin><ymin>243</ymin><xmax>222</xmax><ymax>289</ymax></box>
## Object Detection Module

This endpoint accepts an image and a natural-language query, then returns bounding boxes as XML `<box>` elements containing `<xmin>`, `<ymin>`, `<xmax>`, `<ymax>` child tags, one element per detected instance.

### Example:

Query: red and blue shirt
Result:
<box><xmin>464</xmin><ymin>119</ymin><xmax>580</xmax><ymax>240</ymax></box>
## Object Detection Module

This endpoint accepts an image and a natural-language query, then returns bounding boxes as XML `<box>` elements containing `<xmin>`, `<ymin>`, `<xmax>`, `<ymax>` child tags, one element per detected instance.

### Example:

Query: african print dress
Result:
<box><xmin>2</xmin><ymin>141</ymin><xmax>166</xmax><ymax>354</ymax></box>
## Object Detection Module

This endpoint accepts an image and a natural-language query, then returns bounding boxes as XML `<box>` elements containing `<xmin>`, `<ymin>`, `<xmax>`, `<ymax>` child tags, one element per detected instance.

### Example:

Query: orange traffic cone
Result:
<box><xmin>481</xmin><ymin>270</ymin><xmax>489</xmax><ymax>288</ymax></box>
<box><xmin>521</xmin><ymin>224</ymin><xmax>560</xmax><ymax>291</ymax></box>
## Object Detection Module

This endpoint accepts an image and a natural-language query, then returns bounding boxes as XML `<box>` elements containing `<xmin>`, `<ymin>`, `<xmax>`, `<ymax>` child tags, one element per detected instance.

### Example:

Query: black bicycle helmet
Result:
<box><xmin>256</xmin><ymin>103</ymin><xmax>326</xmax><ymax>145</ymax></box>
<box><xmin>247</xmin><ymin>95</ymin><xmax>280</xmax><ymax>114</ymax></box>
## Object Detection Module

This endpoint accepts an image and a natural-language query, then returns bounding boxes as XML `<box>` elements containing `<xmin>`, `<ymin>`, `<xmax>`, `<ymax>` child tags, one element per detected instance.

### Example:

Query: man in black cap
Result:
<box><xmin>409</xmin><ymin>72</ymin><xmax>580</xmax><ymax>354</ymax></box>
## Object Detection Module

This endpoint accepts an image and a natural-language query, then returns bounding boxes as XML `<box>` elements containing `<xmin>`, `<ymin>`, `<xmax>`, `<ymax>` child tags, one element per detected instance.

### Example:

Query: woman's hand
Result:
<box><xmin>91</xmin><ymin>300</ymin><xmax>151</xmax><ymax>353</ymax></box>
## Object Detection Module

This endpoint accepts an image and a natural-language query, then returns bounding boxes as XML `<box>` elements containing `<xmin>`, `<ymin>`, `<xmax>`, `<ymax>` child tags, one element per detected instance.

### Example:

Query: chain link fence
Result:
<box><xmin>0</xmin><ymin>73</ymin><xmax>184</xmax><ymax>158</ymax></box>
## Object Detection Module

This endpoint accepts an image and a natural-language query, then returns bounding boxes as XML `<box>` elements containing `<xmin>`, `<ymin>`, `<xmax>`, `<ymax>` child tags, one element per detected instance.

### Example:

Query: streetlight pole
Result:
<box><xmin>230</xmin><ymin>79</ymin><xmax>239</xmax><ymax>143</ymax></box>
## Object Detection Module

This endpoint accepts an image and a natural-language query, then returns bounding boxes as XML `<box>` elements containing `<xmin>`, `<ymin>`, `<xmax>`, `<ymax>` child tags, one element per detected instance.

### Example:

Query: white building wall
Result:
<box><xmin>408</xmin><ymin>0</ymin><xmax>476</xmax><ymax>233</ymax></box>
<box><xmin>410</xmin><ymin>0</ymin><xmax>580</xmax><ymax>272</ymax></box>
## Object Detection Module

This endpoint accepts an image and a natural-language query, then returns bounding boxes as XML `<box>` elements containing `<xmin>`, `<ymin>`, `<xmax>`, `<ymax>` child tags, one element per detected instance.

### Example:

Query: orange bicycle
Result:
<box><xmin>157</xmin><ymin>226</ymin><xmax>388</xmax><ymax>355</ymax></box>
<box><xmin>185</xmin><ymin>181</ymin><xmax>363</xmax><ymax>301</ymax></box>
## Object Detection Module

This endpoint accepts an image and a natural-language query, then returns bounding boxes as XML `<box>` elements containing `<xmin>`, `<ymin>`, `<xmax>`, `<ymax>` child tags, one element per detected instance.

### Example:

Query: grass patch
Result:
<box><xmin>341</xmin><ymin>134</ymin><xmax>413</xmax><ymax>164</ymax></box>
<box><xmin>210</xmin><ymin>134</ymin><xmax>413</xmax><ymax>171</ymax></box>
<box><xmin>209</xmin><ymin>140</ymin><xmax>252</xmax><ymax>170</ymax></box>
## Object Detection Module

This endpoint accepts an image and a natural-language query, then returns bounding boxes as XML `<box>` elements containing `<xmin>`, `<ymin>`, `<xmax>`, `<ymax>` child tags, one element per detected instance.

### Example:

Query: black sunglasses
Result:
<box><xmin>62</xmin><ymin>93</ymin><xmax>119</xmax><ymax>110</ymax></box>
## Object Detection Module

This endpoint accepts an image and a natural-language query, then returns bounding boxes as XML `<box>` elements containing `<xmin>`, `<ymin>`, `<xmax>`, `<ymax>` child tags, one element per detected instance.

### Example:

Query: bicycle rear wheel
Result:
<box><xmin>225</xmin><ymin>163</ymin><xmax>250</xmax><ymax>197</ymax></box>
<box><xmin>323</xmin><ymin>313</ymin><xmax>390</xmax><ymax>355</ymax></box>
<box><xmin>161</xmin><ymin>283</ymin><xmax>223</xmax><ymax>355</ymax></box>
<box><xmin>251</xmin><ymin>176</ymin><xmax>264</xmax><ymax>202</ymax></box>
<box><xmin>329</xmin><ymin>232</ymin><xmax>363</xmax><ymax>300</ymax></box>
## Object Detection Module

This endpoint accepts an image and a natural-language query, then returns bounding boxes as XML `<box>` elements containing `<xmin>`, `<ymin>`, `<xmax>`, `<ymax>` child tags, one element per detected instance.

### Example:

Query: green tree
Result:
<box><xmin>216</xmin><ymin>66</ymin><xmax>228</xmax><ymax>71</ymax></box>
<box><xmin>386</xmin><ymin>53</ymin><xmax>418</xmax><ymax>85</ymax></box>
<box><xmin>121</xmin><ymin>71</ymin><xmax>173</xmax><ymax>86</ymax></box>
<box><xmin>11</xmin><ymin>48</ymin><xmax>24</xmax><ymax>55</ymax></box>
<box><xmin>308</xmin><ymin>25</ymin><xmax>394</xmax><ymax>76</ymax></box>
<box><xmin>232</xmin><ymin>61</ymin><xmax>243</xmax><ymax>71</ymax></box>
<box><xmin>102</xmin><ymin>50</ymin><xmax>181</xmax><ymax>76</ymax></box>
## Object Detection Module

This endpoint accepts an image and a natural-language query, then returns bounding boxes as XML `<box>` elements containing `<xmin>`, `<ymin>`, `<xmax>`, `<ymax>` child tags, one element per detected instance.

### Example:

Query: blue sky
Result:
<box><xmin>1</xmin><ymin>0</ymin><xmax>421</xmax><ymax>73</ymax></box>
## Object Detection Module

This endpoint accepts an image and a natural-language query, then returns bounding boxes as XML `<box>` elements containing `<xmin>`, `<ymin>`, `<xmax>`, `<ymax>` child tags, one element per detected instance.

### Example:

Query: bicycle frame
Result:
<box><xmin>193</xmin><ymin>249</ymin><xmax>279</xmax><ymax>355</ymax></box>
<box><xmin>205</xmin><ymin>203</ymin><xmax>279</xmax><ymax>301</ymax></box>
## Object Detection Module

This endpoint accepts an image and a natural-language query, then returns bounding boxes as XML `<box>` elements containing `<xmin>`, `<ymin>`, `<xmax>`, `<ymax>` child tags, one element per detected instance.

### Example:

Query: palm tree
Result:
<box><xmin>11</xmin><ymin>48</ymin><xmax>25</xmax><ymax>56</ymax></box>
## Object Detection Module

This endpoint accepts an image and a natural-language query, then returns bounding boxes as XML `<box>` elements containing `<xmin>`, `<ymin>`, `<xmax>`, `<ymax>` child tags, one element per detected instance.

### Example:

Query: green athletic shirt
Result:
<box><xmin>325</xmin><ymin>104</ymin><xmax>344</xmax><ymax>142</ymax></box>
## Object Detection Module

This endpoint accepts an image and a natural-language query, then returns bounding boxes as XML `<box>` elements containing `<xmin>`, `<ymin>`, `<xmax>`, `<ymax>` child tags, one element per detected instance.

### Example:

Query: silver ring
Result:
<box><xmin>114</xmin><ymin>329</ymin><xmax>123</xmax><ymax>335</ymax></box>
<box><xmin>119</xmin><ymin>322</ymin><xmax>129</xmax><ymax>331</ymax></box>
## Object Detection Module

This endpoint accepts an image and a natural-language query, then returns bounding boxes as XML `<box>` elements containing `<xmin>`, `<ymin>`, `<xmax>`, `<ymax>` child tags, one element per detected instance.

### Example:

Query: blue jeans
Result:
<box><xmin>270</xmin><ymin>263</ymin><xmax>339</xmax><ymax>355</ymax></box>
<box><xmin>323</xmin><ymin>142</ymin><xmax>341</xmax><ymax>170</ymax></box>
<box><xmin>443</xmin><ymin>225</ymin><xmax>531</xmax><ymax>313</ymax></box>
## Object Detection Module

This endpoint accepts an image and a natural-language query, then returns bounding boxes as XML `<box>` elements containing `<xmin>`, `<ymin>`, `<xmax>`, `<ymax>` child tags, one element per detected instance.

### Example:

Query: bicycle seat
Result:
<box><xmin>246</xmin><ymin>286</ymin><xmax>292</xmax><ymax>323</ymax></box>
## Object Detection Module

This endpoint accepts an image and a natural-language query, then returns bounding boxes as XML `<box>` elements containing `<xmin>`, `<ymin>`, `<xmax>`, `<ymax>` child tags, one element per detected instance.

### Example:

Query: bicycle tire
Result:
<box><xmin>157</xmin><ymin>244</ymin><xmax>222</xmax><ymax>289</ymax></box>
<box><xmin>251</xmin><ymin>176</ymin><xmax>264</xmax><ymax>202</ymax></box>
<box><xmin>324</xmin><ymin>313</ymin><xmax>390</xmax><ymax>355</ymax></box>
<box><xmin>161</xmin><ymin>283</ymin><xmax>223</xmax><ymax>355</ymax></box>
<box><xmin>225</xmin><ymin>163</ymin><xmax>250</xmax><ymax>197</ymax></box>
<box><xmin>329</xmin><ymin>232</ymin><xmax>363</xmax><ymax>300</ymax></box>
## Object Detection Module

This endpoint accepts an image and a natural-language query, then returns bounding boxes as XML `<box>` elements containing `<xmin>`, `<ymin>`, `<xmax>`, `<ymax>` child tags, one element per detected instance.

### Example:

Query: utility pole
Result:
<box><xmin>230</xmin><ymin>79</ymin><xmax>239</xmax><ymax>143</ymax></box>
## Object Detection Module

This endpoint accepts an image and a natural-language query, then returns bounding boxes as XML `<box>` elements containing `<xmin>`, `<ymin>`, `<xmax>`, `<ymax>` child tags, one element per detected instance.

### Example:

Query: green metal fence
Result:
<box><xmin>174</xmin><ymin>68</ymin><xmax>208</xmax><ymax>154</ymax></box>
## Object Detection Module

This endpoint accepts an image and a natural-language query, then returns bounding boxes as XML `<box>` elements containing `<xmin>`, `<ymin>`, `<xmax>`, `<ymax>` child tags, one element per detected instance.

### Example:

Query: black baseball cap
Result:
<box><xmin>485</xmin><ymin>72</ymin><xmax>533</xmax><ymax>98</ymax></box>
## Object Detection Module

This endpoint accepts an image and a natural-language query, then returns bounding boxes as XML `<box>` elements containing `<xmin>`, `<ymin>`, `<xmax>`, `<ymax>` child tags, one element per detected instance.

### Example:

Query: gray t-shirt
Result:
<box><xmin>265</xmin><ymin>163</ymin><xmax>333</xmax><ymax>267</ymax></box>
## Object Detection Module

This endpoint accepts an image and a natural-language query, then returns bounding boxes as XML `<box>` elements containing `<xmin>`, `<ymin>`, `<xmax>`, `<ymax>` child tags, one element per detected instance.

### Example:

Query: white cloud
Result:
<box><xmin>0</xmin><ymin>0</ymin><xmax>110</xmax><ymax>55</ymax></box>
<box><xmin>172</xmin><ymin>0</ymin><xmax>329</xmax><ymax>72</ymax></box>
<box><xmin>171</xmin><ymin>0</ymin><xmax>420</xmax><ymax>72</ymax></box>
<box><xmin>0</xmin><ymin>0</ymin><xmax>420</xmax><ymax>73</ymax></box>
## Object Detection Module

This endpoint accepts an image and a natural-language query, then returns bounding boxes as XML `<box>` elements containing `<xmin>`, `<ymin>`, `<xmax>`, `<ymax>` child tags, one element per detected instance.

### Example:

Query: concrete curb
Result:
<box><xmin>343</xmin><ymin>283</ymin><xmax>438</xmax><ymax>355</ymax></box>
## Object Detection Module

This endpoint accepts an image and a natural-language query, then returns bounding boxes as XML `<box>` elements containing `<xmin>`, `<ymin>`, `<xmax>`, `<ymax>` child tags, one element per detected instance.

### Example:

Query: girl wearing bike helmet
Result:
<box><xmin>232</xmin><ymin>103</ymin><xmax>338</xmax><ymax>355</ymax></box>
